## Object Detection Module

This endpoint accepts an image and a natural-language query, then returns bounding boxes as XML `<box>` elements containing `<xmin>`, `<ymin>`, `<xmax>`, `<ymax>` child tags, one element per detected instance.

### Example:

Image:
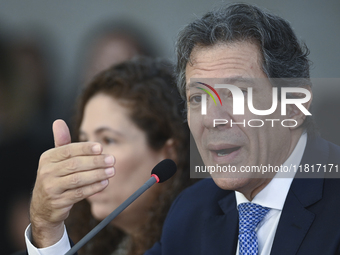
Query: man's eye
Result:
<box><xmin>189</xmin><ymin>95</ymin><xmax>202</xmax><ymax>104</ymax></box>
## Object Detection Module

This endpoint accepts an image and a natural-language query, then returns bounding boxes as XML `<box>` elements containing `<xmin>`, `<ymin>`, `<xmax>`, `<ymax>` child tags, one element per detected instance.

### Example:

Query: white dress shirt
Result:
<box><xmin>25</xmin><ymin>224</ymin><xmax>71</xmax><ymax>255</ymax></box>
<box><xmin>25</xmin><ymin>133</ymin><xmax>307</xmax><ymax>255</ymax></box>
<box><xmin>235</xmin><ymin>132</ymin><xmax>307</xmax><ymax>255</ymax></box>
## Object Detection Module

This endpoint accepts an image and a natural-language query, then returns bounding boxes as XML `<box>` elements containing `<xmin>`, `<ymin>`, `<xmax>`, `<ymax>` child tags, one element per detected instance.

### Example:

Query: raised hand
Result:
<box><xmin>30</xmin><ymin>119</ymin><xmax>115</xmax><ymax>247</ymax></box>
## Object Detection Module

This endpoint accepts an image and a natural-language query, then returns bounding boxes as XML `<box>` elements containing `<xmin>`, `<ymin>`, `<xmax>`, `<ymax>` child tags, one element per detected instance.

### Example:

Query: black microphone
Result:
<box><xmin>64</xmin><ymin>159</ymin><xmax>177</xmax><ymax>255</ymax></box>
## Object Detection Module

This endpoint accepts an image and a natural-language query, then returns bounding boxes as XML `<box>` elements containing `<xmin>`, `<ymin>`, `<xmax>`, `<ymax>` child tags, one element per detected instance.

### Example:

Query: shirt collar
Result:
<box><xmin>235</xmin><ymin>132</ymin><xmax>307</xmax><ymax>210</ymax></box>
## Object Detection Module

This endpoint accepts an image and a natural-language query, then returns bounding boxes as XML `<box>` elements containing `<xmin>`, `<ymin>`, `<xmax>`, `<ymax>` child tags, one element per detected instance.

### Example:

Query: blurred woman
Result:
<box><xmin>26</xmin><ymin>56</ymin><xmax>193</xmax><ymax>255</ymax></box>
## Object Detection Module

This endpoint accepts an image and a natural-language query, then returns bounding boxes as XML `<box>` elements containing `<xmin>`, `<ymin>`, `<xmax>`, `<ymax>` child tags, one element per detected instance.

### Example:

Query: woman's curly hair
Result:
<box><xmin>66</xmin><ymin>56</ymin><xmax>194</xmax><ymax>255</ymax></box>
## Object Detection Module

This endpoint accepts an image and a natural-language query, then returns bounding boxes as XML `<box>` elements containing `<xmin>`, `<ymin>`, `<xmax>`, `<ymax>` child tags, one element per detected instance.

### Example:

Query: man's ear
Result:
<box><xmin>285</xmin><ymin>86</ymin><xmax>313</xmax><ymax>130</ymax></box>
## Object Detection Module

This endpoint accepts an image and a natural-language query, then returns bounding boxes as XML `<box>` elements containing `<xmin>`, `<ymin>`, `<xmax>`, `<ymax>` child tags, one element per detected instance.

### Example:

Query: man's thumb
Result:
<box><xmin>52</xmin><ymin>119</ymin><xmax>71</xmax><ymax>147</ymax></box>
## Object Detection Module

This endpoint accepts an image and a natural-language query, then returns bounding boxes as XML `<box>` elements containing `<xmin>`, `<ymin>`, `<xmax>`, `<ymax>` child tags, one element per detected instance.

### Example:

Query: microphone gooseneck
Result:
<box><xmin>65</xmin><ymin>159</ymin><xmax>177</xmax><ymax>255</ymax></box>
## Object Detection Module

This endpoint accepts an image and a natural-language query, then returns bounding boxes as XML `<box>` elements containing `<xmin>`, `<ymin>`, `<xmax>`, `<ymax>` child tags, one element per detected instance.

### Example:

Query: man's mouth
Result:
<box><xmin>214</xmin><ymin>147</ymin><xmax>241</xmax><ymax>157</ymax></box>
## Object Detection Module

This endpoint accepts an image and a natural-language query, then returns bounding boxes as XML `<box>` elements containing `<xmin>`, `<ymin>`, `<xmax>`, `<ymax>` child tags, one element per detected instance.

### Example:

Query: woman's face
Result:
<box><xmin>79</xmin><ymin>93</ymin><xmax>167</xmax><ymax>234</ymax></box>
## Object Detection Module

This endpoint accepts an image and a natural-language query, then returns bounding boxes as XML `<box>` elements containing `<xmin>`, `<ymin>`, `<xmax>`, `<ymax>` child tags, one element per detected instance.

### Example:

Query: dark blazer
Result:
<box><xmin>145</xmin><ymin>136</ymin><xmax>340</xmax><ymax>255</ymax></box>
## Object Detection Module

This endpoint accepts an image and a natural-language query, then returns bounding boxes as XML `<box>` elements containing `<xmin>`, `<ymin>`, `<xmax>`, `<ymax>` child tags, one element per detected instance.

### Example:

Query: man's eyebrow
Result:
<box><xmin>220</xmin><ymin>77</ymin><xmax>256</xmax><ymax>85</ymax></box>
<box><xmin>186</xmin><ymin>76</ymin><xmax>256</xmax><ymax>90</ymax></box>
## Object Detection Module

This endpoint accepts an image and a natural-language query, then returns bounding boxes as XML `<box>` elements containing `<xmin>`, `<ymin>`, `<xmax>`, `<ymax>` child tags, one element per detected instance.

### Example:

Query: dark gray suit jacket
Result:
<box><xmin>146</xmin><ymin>136</ymin><xmax>340</xmax><ymax>255</ymax></box>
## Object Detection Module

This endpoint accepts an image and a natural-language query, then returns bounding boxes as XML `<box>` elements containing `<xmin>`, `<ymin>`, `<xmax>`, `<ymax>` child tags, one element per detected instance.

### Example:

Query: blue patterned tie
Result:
<box><xmin>238</xmin><ymin>203</ymin><xmax>270</xmax><ymax>255</ymax></box>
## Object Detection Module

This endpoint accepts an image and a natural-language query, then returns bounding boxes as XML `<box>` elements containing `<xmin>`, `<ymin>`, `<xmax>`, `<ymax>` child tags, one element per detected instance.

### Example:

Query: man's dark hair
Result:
<box><xmin>175</xmin><ymin>3</ymin><xmax>315</xmax><ymax>134</ymax></box>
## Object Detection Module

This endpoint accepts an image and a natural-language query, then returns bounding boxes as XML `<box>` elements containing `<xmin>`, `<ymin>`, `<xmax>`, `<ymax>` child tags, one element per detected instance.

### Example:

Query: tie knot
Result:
<box><xmin>238</xmin><ymin>203</ymin><xmax>270</xmax><ymax>232</ymax></box>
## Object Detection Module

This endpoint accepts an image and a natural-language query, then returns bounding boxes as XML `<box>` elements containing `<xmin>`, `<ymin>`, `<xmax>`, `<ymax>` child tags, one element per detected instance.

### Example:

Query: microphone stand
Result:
<box><xmin>64</xmin><ymin>176</ymin><xmax>157</xmax><ymax>255</ymax></box>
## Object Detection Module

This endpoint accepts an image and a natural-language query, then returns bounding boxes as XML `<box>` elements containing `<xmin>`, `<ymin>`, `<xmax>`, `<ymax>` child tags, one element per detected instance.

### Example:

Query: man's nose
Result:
<box><xmin>202</xmin><ymin>97</ymin><xmax>233</xmax><ymax>130</ymax></box>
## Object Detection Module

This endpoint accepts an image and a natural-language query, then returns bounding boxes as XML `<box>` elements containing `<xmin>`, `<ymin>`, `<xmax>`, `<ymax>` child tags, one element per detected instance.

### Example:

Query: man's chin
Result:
<box><xmin>209</xmin><ymin>167</ymin><xmax>251</xmax><ymax>179</ymax></box>
<box><xmin>211</xmin><ymin>176</ymin><xmax>252</xmax><ymax>191</ymax></box>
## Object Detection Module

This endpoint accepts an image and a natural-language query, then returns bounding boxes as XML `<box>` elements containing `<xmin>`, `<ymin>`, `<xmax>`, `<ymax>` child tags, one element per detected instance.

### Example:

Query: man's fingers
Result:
<box><xmin>59</xmin><ymin>180</ymin><xmax>109</xmax><ymax>206</ymax></box>
<box><xmin>41</xmin><ymin>142</ymin><xmax>105</xmax><ymax>163</ymax></box>
<box><xmin>52</xmin><ymin>119</ymin><xmax>71</xmax><ymax>148</ymax></box>
<box><xmin>57</xmin><ymin>155</ymin><xmax>114</xmax><ymax>176</ymax></box>
<box><xmin>56</xmin><ymin>167</ymin><xmax>115</xmax><ymax>191</ymax></box>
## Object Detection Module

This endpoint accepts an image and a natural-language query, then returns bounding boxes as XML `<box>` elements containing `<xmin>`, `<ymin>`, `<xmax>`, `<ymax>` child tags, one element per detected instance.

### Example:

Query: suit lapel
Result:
<box><xmin>271</xmin><ymin>136</ymin><xmax>328</xmax><ymax>255</ymax></box>
<box><xmin>270</xmin><ymin>179</ymin><xmax>318</xmax><ymax>255</ymax></box>
<box><xmin>201</xmin><ymin>192</ymin><xmax>238</xmax><ymax>255</ymax></box>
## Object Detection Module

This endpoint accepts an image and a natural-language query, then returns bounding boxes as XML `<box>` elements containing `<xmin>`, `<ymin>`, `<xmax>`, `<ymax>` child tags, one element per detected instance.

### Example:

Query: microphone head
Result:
<box><xmin>151</xmin><ymin>159</ymin><xmax>177</xmax><ymax>183</ymax></box>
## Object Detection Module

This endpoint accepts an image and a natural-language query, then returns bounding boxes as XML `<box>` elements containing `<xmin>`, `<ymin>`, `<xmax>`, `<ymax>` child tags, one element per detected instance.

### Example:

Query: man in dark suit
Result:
<box><xmin>25</xmin><ymin>3</ymin><xmax>340</xmax><ymax>255</ymax></box>
<box><xmin>146</xmin><ymin>136</ymin><xmax>340</xmax><ymax>254</ymax></box>
<box><xmin>145</xmin><ymin>3</ymin><xmax>340</xmax><ymax>255</ymax></box>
